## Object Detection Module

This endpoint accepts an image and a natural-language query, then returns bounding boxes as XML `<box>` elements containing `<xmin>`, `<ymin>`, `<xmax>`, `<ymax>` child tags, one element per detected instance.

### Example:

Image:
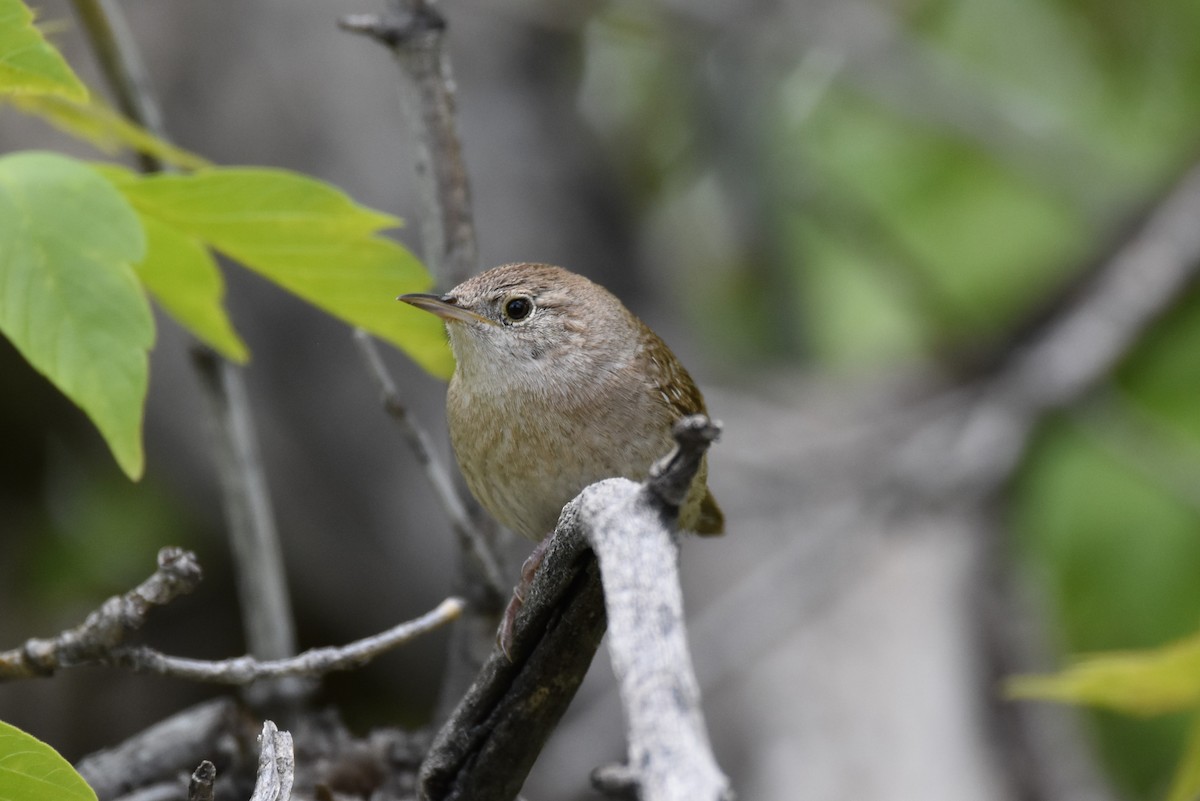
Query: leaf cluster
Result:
<box><xmin>0</xmin><ymin>0</ymin><xmax>452</xmax><ymax>482</ymax></box>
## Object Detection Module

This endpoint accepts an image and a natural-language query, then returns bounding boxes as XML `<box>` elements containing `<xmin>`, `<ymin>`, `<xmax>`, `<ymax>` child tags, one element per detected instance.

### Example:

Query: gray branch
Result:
<box><xmin>76</xmin><ymin>698</ymin><xmax>245</xmax><ymax>800</ymax></box>
<box><xmin>109</xmin><ymin>597</ymin><xmax>463</xmax><ymax>684</ymax></box>
<box><xmin>419</xmin><ymin>418</ymin><xmax>731</xmax><ymax>801</ymax></box>
<box><xmin>0</xmin><ymin>547</ymin><xmax>202</xmax><ymax>680</ymax></box>
<box><xmin>1</xmin><ymin>547</ymin><xmax>459</xmax><ymax>688</ymax></box>
<box><xmin>339</xmin><ymin>1</ymin><xmax>478</xmax><ymax>287</ymax></box>
<box><xmin>191</xmin><ymin>349</ymin><xmax>300</xmax><ymax>672</ymax></box>
<box><xmin>68</xmin><ymin>0</ymin><xmax>165</xmax><ymax>172</ymax></box>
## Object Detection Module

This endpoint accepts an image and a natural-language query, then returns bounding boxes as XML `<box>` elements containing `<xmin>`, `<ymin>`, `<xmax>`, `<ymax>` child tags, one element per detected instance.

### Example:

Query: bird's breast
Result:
<box><xmin>446</xmin><ymin>374</ymin><xmax>673</xmax><ymax>540</ymax></box>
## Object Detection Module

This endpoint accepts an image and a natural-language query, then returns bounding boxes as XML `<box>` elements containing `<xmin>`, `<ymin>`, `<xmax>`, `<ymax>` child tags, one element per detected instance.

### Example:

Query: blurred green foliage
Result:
<box><xmin>579</xmin><ymin>0</ymin><xmax>1200</xmax><ymax>796</ymax></box>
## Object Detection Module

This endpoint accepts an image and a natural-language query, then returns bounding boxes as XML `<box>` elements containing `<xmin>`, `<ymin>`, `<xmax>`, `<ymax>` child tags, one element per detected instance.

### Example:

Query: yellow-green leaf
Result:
<box><xmin>0</xmin><ymin>719</ymin><xmax>97</xmax><ymax>801</ymax></box>
<box><xmin>1007</xmin><ymin>633</ymin><xmax>1200</xmax><ymax>716</ymax></box>
<box><xmin>0</xmin><ymin>152</ymin><xmax>153</xmax><ymax>479</ymax></box>
<box><xmin>135</xmin><ymin>214</ymin><xmax>248</xmax><ymax>363</ymax></box>
<box><xmin>10</xmin><ymin>93</ymin><xmax>210</xmax><ymax>171</ymax></box>
<box><xmin>1167</xmin><ymin>713</ymin><xmax>1200</xmax><ymax>801</ymax></box>
<box><xmin>114</xmin><ymin>168</ymin><xmax>453</xmax><ymax>377</ymax></box>
<box><xmin>0</xmin><ymin>0</ymin><xmax>87</xmax><ymax>100</ymax></box>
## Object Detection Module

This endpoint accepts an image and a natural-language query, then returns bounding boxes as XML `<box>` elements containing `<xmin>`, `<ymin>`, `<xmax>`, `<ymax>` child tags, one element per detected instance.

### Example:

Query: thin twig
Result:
<box><xmin>110</xmin><ymin>598</ymin><xmax>465</xmax><ymax>684</ymax></box>
<box><xmin>68</xmin><ymin>0</ymin><xmax>164</xmax><ymax>172</ymax></box>
<box><xmin>191</xmin><ymin>349</ymin><xmax>299</xmax><ymax>666</ymax></box>
<box><xmin>339</xmin><ymin>1</ymin><xmax>477</xmax><ymax>287</ymax></box>
<box><xmin>0</xmin><ymin>547</ymin><xmax>202</xmax><ymax>680</ymax></box>
<box><xmin>353</xmin><ymin>329</ymin><xmax>507</xmax><ymax>598</ymax></box>
<box><xmin>70</xmin><ymin>0</ymin><xmax>301</xmax><ymax>682</ymax></box>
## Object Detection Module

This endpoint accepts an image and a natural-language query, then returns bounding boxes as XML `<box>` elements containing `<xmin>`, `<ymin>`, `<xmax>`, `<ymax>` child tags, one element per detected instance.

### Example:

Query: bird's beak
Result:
<box><xmin>398</xmin><ymin>293</ymin><xmax>497</xmax><ymax>326</ymax></box>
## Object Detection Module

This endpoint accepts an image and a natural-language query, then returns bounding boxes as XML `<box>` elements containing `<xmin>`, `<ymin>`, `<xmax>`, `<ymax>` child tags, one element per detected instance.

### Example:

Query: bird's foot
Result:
<box><xmin>497</xmin><ymin>537</ymin><xmax>551</xmax><ymax>660</ymax></box>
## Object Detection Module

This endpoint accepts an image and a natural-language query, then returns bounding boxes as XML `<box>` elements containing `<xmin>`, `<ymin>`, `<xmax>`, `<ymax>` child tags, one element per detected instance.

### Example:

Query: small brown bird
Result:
<box><xmin>400</xmin><ymin>262</ymin><xmax>723</xmax><ymax>545</ymax></box>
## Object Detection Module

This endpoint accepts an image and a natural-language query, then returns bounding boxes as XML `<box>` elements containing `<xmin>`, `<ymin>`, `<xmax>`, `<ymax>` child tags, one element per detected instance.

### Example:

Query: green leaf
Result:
<box><xmin>115</xmin><ymin>168</ymin><xmax>453</xmax><ymax>377</ymax></box>
<box><xmin>0</xmin><ymin>152</ymin><xmax>153</xmax><ymax>479</ymax></box>
<box><xmin>1167</xmin><ymin>713</ymin><xmax>1200</xmax><ymax>801</ymax></box>
<box><xmin>1007</xmin><ymin>632</ymin><xmax>1200</xmax><ymax>716</ymax></box>
<box><xmin>0</xmin><ymin>719</ymin><xmax>98</xmax><ymax>801</ymax></box>
<box><xmin>10</xmin><ymin>94</ymin><xmax>210</xmax><ymax>171</ymax></box>
<box><xmin>135</xmin><ymin>214</ymin><xmax>248</xmax><ymax>363</ymax></box>
<box><xmin>0</xmin><ymin>0</ymin><xmax>88</xmax><ymax>101</ymax></box>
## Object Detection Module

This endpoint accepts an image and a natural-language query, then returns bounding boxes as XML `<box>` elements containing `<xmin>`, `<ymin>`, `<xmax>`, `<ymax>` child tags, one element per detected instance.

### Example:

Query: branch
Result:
<box><xmin>109</xmin><ymin>597</ymin><xmax>464</xmax><ymax>684</ymax></box>
<box><xmin>68</xmin><ymin>0</ymin><xmax>165</xmax><ymax>172</ymax></box>
<box><xmin>419</xmin><ymin>418</ymin><xmax>731</xmax><ymax>801</ymax></box>
<box><xmin>191</xmin><ymin>348</ymin><xmax>300</xmax><ymax>675</ymax></box>
<box><xmin>999</xmin><ymin>161</ymin><xmax>1200</xmax><ymax>414</ymax></box>
<box><xmin>75</xmin><ymin>698</ymin><xmax>245</xmax><ymax>800</ymax></box>
<box><xmin>352</xmin><ymin>329</ymin><xmax>507</xmax><ymax>600</ymax></box>
<box><xmin>0</xmin><ymin>547</ymin><xmax>201</xmax><ymax>680</ymax></box>
<box><xmin>585</xmin><ymin>419</ymin><xmax>732</xmax><ymax>801</ymax></box>
<box><xmin>1</xmin><ymin>546</ymin><xmax>459</xmax><ymax>688</ymax></box>
<box><xmin>338</xmin><ymin>1</ymin><xmax>477</xmax><ymax>287</ymax></box>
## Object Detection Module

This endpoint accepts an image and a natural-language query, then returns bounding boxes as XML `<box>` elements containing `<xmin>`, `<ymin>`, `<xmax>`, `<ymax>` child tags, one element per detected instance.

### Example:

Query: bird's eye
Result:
<box><xmin>503</xmin><ymin>296</ymin><xmax>534</xmax><ymax>322</ymax></box>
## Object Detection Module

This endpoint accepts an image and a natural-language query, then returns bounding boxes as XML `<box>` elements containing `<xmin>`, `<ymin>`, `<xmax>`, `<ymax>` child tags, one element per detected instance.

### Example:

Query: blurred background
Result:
<box><xmin>2</xmin><ymin>0</ymin><xmax>1200</xmax><ymax>799</ymax></box>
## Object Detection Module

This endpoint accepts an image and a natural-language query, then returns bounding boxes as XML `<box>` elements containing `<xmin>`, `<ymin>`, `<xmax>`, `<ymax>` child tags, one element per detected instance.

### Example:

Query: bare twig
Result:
<box><xmin>0</xmin><ymin>547</ymin><xmax>202</xmax><ymax>680</ymax></box>
<box><xmin>2</xmin><ymin>545</ymin><xmax>459</xmax><ymax>686</ymax></box>
<box><xmin>71</xmin><ymin>0</ymin><xmax>301</xmax><ymax>688</ymax></box>
<box><xmin>250</xmin><ymin>721</ymin><xmax>295</xmax><ymax>801</ymax></box>
<box><xmin>191</xmin><ymin>349</ymin><xmax>299</xmax><ymax>668</ymax></box>
<box><xmin>68</xmin><ymin>0</ymin><xmax>164</xmax><ymax>172</ymax></box>
<box><xmin>76</xmin><ymin>698</ymin><xmax>245</xmax><ymax>800</ymax></box>
<box><xmin>353</xmin><ymin>329</ymin><xmax>507</xmax><ymax>599</ymax></box>
<box><xmin>339</xmin><ymin>1</ymin><xmax>477</xmax><ymax>287</ymax></box>
<box><xmin>419</xmin><ymin>418</ymin><xmax>729</xmax><ymax>801</ymax></box>
<box><xmin>109</xmin><ymin>598</ymin><xmax>464</xmax><ymax>684</ymax></box>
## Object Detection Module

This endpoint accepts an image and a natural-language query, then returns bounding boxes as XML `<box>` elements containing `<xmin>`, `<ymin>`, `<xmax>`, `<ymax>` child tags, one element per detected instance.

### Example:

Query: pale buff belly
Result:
<box><xmin>447</xmin><ymin>384</ymin><xmax>675</xmax><ymax>540</ymax></box>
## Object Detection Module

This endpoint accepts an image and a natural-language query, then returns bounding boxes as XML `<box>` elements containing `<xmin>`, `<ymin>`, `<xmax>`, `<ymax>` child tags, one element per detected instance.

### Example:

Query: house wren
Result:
<box><xmin>400</xmin><ymin>262</ymin><xmax>724</xmax><ymax>542</ymax></box>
